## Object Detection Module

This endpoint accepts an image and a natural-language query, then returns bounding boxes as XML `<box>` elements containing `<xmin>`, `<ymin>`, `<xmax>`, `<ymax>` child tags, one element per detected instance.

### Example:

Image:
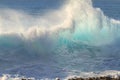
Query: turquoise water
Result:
<box><xmin>0</xmin><ymin>0</ymin><xmax>120</xmax><ymax>79</ymax></box>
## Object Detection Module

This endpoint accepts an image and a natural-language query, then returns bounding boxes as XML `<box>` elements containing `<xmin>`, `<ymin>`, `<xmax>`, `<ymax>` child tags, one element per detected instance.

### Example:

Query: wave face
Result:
<box><xmin>0</xmin><ymin>0</ymin><xmax>120</xmax><ymax>79</ymax></box>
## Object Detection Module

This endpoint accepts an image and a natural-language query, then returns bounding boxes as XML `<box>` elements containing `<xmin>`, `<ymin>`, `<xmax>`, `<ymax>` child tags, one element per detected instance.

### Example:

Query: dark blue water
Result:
<box><xmin>0</xmin><ymin>0</ymin><xmax>120</xmax><ymax>79</ymax></box>
<box><xmin>0</xmin><ymin>0</ymin><xmax>120</xmax><ymax>19</ymax></box>
<box><xmin>0</xmin><ymin>0</ymin><xmax>64</xmax><ymax>15</ymax></box>
<box><xmin>93</xmin><ymin>0</ymin><xmax>120</xmax><ymax>20</ymax></box>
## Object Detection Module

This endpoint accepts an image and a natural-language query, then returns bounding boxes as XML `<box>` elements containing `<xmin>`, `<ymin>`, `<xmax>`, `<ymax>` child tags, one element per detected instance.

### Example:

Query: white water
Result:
<box><xmin>0</xmin><ymin>0</ymin><xmax>120</xmax><ymax>79</ymax></box>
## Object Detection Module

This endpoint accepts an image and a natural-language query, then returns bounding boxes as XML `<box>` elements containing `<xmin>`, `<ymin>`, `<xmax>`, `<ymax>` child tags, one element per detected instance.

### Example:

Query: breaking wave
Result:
<box><xmin>0</xmin><ymin>0</ymin><xmax>120</xmax><ymax>79</ymax></box>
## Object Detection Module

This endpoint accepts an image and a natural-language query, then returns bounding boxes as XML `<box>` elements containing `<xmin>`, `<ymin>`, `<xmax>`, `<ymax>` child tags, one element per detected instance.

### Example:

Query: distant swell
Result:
<box><xmin>0</xmin><ymin>0</ymin><xmax>120</xmax><ymax>79</ymax></box>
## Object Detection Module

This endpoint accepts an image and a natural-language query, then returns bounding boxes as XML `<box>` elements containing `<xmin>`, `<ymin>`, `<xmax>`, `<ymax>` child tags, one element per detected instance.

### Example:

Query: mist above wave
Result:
<box><xmin>0</xmin><ymin>0</ymin><xmax>120</xmax><ymax>79</ymax></box>
<box><xmin>0</xmin><ymin>0</ymin><xmax>120</xmax><ymax>45</ymax></box>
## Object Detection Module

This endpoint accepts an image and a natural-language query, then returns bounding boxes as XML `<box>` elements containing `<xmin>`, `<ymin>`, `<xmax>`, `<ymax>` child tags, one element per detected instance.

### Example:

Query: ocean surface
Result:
<box><xmin>0</xmin><ymin>0</ymin><xmax>120</xmax><ymax>80</ymax></box>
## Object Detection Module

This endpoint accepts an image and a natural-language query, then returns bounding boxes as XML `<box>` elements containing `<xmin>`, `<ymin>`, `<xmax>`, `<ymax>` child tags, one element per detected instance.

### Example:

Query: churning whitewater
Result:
<box><xmin>0</xmin><ymin>0</ymin><xmax>120</xmax><ymax>79</ymax></box>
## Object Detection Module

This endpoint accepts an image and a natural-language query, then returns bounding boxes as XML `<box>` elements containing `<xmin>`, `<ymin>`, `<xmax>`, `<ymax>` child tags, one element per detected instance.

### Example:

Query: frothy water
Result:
<box><xmin>0</xmin><ymin>0</ymin><xmax>120</xmax><ymax>79</ymax></box>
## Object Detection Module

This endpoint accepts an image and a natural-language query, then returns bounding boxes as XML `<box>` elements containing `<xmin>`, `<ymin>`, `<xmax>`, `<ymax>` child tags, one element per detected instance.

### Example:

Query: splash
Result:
<box><xmin>0</xmin><ymin>0</ymin><xmax>120</xmax><ymax>45</ymax></box>
<box><xmin>0</xmin><ymin>0</ymin><xmax>120</xmax><ymax>79</ymax></box>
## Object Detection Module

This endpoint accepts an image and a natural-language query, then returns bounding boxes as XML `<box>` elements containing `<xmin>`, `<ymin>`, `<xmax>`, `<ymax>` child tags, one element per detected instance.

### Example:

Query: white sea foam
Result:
<box><xmin>0</xmin><ymin>0</ymin><xmax>120</xmax><ymax>45</ymax></box>
<box><xmin>0</xmin><ymin>74</ymin><xmax>35</xmax><ymax>80</ymax></box>
<box><xmin>65</xmin><ymin>70</ymin><xmax>120</xmax><ymax>80</ymax></box>
<box><xmin>1</xmin><ymin>70</ymin><xmax>120</xmax><ymax>80</ymax></box>
<box><xmin>0</xmin><ymin>0</ymin><xmax>120</xmax><ymax>79</ymax></box>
